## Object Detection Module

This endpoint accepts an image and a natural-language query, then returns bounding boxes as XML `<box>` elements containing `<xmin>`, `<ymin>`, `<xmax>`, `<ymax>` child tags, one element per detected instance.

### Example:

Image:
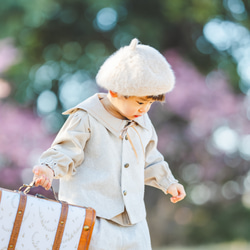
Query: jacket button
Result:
<box><xmin>123</xmin><ymin>190</ymin><xmax>127</xmax><ymax>196</ymax></box>
<box><xmin>124</xmin><ymin>163</ymin><xmax>129</xmax><ymax>168</ymax></box>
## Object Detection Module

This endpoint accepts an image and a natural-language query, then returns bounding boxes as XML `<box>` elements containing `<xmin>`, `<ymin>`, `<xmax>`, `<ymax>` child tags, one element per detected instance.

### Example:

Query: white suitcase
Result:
<box><xmin>0</xmin><ymin>186</ymin><xmax>96</xmax><ymax>250</ymax></box>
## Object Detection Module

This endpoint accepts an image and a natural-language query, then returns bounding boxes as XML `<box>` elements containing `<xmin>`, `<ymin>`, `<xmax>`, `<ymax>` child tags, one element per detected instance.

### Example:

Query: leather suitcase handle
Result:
<box><xmin>19</xmin><ymin>181</ymin><xmax>59</xmax><ymax>201</ymax></box>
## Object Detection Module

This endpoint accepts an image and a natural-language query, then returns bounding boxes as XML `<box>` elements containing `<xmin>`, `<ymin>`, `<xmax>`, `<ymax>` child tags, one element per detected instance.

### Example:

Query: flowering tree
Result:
<box><xmin>146</xmin><ymin>50</ymin><xmax>250</xmax><ymax>246</ymax></box>
<box><xmin>0</xmin><ymin>39</ymin><xmax>53</xmax><ymax>189</ymax></box>
<box><xmin>0</xmin><ymin>103</ymin><xmax>53</xmax><ymax>189</ymax></box>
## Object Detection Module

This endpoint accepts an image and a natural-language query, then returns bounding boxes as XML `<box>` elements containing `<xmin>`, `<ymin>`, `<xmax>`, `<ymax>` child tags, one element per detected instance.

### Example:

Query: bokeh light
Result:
<box><xmin>94</xmin><ymin>7</ymin><xmax>118</xmax><ymax>31</ymax></box>
<box><xmin>212</xmin><ymin>126</ymin><xmax>239</xmax><ymax>154</ymax></box>
<box><xmin>239</xmin><ymin>135</ymin><xmax>250</xmax><ymax>160</ymax></box>
<box><xmin>37</xmin><ymin>90</ymin><xmax>58</xmax><ymax>115</ymax></box>
<box><xmin>203</xmin><ymin>18</ymin><xmax>250</xmax><ymax>92</ymax></box>
<box><xmin>59</xmin><ymin>71</ymin><xmax>98</xmax><ymax>110</ymax></box>
<box><xmin>0</xmin><ymin>79</ymin><xmax>11</xmax><ymax>99</ymax></box>
<box><xmin>227</xmin><ymin>0</ymin><xmax>245</xmax><ymax>14</ymax></box>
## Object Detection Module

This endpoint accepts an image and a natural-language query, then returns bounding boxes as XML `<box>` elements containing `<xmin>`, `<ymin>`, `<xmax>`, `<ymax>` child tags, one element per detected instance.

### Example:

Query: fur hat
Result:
<box><xmin>96</xmin><ymin>38</ymin><xmax>175</xmax><ymax>96</ymax></box>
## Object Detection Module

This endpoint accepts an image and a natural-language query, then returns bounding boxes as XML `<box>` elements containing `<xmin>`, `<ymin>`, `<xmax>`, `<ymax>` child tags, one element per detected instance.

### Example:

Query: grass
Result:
<box><xmin>154</xmin><ymin>241</ymin><xmax>250</xmax><ymax>250</ymax></box>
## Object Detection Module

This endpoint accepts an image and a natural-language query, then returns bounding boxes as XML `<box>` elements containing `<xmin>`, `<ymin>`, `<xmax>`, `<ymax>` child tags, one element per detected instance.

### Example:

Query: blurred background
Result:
<box><xmin>0</xmin><ymin>0</ymin><xmax>250</xmax><ymax>249</ymax></box>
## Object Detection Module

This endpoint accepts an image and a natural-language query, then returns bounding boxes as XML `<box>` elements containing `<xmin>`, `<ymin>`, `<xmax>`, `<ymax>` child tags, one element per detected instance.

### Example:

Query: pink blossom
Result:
<box><xmin>0</xmin><ymin>38</ymin><xmax>20</xmax><ymax>73</ymax></box>
<box><xmin>164</xmin><ymin>50</ymin><xmax>249</xmax><ymax>137</ymax></box>
<box><xmin>0</xmin><ymin>102</ymin><xmax>54</xmax><ymax>189</ymax></box>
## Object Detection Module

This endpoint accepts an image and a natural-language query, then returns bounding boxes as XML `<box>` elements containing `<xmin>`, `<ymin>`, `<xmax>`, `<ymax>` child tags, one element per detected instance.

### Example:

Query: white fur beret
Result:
<box><xmin>96</xmin><ymin>38</ymin><xmax>175</xmax><ymax>96</ymax></box>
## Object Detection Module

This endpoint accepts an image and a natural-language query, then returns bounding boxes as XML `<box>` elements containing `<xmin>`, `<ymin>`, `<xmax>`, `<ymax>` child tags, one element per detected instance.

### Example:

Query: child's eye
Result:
<box><xmin>137</xmin><ymin>102</ymin><xmax>144</xmax><ymax>105</ymax></box>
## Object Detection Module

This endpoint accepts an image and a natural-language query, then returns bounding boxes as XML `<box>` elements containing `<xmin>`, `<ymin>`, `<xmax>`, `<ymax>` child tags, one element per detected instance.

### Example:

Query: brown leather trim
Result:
<box><xmin>8</xmin><ymin>192</ymin><xmax>27</xmax><ymax>250</ymax></box>
<box><xmin>52</xmin><ymin>202</ymin><xmax>69</xmax><ymax>249</ymax></box>
<box><xmin>78</xmin><ymin>208</ymin><xmax>96</xmax><ymax>250</ymax></box>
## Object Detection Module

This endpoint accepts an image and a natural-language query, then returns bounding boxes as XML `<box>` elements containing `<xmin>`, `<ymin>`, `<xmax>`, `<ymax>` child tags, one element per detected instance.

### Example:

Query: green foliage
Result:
<box><xmin>186</xmin><ymin>203</ymin><xmax>250</xmax><ymax>244</ymax></box>
<box><xmin>160</xmin><ymin>0</ymin><xmax>220</xmax><ymax>24</ymax></box>
<box><xmin>156</xmin><ymin>241</ymin><xmax>250</xmax><ymax>250</ymax></box>
<box><xmin>2</xmin><ymin>0</ymin><xmax>249</xmax><ymax>107</ymax></box>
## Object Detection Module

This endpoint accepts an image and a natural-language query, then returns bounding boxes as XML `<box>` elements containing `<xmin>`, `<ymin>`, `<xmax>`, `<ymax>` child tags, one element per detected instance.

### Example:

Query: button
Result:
<box><xmin>125</xmin><ymin>135</ymin><xmax>128</xmax><ymax>140</ymax></box>
<box><xmin>123</xmin><ymin>190</ymin><xmax>127</xmax><ymax>196</ymax></box>
<box><xmin>124</xmin><ymin>163</ymin><xmax>129</xmax><ymax>168</ymax></box>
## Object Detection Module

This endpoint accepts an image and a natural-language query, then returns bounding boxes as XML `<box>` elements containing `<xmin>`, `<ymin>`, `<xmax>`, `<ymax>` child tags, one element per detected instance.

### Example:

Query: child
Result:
<box><xmin>33</xmin><ymin>38</ymin><xmax>186</xmax><ymax>250</ymax></box>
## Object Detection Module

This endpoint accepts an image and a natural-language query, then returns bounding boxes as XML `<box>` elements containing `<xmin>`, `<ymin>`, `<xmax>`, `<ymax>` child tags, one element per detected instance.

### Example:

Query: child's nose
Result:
<box><xmin>139</xmin><ymin>104</ymin><xmax>150</xmax><ymax>113</ymax></box>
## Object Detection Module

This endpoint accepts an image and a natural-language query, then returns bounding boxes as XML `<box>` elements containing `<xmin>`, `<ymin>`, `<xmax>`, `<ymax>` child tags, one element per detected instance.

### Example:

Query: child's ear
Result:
<box><xmin>109</xmin><ymin>90</ymin><xmax>118</xmax><ymax>98</ymax></box>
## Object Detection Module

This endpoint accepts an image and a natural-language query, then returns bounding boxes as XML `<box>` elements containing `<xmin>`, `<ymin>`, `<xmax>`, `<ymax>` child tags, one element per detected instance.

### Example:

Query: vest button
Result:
<box><xmin>125</xmin><ymin>135</ymin><xmax>128</xmax><ymax>140</ymax></box>
<box><xmin>124</xmin><ymin>163</ymin><xmax>129</xmax><ymax>168</ymax></box>
<box><xmin>123</xmin><ymin>190</ymin><xmax>127</xmax><ymax>196</ymax></box>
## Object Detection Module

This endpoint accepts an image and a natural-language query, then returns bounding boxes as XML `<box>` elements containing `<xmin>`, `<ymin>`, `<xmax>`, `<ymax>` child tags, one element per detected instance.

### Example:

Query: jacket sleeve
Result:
<box><xmin>144</xmin><ymin>125</ymin><xmax>178</xmax><ymax>193</ymax></box>
<box><xmin>39</xmin><ymin>110</ymin><xmax>91</xmax><ymax>178</ymax></box>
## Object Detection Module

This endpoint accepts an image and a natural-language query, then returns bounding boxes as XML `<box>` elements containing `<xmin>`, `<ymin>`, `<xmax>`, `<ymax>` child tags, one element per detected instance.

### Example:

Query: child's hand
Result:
<box><xmin>32</xmin><ymin>165</ymin><xmax>54</xmax><ymax>190</ymax></box>
<box><xmin>167</xmin><ymin>183</ymin><xmax>186</xmax><ymax>203</ymax></box>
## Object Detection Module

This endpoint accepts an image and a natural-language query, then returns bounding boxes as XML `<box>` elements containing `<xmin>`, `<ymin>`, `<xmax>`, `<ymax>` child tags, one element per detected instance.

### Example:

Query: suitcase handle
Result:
<box><xmin>19</xmin><ymin>181</ymin><xmax>59</xmax><ymax>201</ymax></box>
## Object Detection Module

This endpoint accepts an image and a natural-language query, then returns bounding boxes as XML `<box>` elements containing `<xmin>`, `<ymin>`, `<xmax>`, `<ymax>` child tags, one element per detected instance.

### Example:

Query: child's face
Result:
<box><xmin>111</xmin><ymin>93</ymin><xmax>155</xmax><ymax>120</ymax></box>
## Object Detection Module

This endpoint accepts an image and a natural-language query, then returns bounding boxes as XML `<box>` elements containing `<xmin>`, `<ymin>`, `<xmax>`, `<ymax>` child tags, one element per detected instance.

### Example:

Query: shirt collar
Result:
<box><xmin>63</xmin><ymin>93</ymin><xmax>149</xmax><ymax>137</ymax></box>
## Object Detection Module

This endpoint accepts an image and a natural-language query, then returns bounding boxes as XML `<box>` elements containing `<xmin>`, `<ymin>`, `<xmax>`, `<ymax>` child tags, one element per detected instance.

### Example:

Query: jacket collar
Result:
<box><xmin>63</xmin><ymin>93</ymin><xmax>149</xmax><ymax>137</ymax></box>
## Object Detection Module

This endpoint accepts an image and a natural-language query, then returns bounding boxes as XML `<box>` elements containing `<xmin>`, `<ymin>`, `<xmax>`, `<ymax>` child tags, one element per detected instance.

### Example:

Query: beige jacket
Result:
<box><xmin>39</xmin><ymin>93</ymin><xmax>178</xmax><ymax>225</ymax></box>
